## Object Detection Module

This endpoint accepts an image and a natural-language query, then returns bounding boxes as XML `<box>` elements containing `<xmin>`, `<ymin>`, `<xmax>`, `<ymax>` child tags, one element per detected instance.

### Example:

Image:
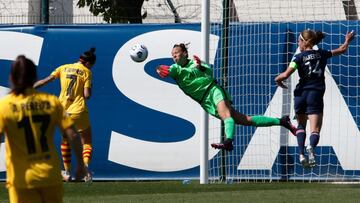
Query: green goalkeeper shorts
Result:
<box><xmin>201</xmin><ymin>85</ymin><xmax>232</xmax><ymax>118</ymax></box>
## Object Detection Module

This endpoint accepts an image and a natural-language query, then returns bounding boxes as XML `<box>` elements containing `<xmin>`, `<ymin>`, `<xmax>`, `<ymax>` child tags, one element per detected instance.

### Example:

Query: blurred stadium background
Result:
<box><xmin>0</xmin><ymin>0</ymin><xmax>357</xmax><ymax>24</ymax></box>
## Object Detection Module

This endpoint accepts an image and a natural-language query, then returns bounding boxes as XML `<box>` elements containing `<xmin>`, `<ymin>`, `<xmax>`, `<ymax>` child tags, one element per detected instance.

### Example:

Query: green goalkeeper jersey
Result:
<box><xmin>169</xmin><ymin>59</ymin><xmax>215</xmax><ymax>103</ymax></box>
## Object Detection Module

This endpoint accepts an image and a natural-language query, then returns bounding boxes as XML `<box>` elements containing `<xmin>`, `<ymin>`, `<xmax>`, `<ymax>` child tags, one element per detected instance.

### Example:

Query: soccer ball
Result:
<box><xmin>129</xmin><ymin>44</ymin><xmax>148</xmax><ymax>62</ymax></box>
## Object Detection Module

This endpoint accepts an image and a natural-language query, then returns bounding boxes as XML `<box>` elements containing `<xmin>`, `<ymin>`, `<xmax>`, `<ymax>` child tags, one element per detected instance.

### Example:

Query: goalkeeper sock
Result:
<box><xmin>296</xmin><ymin>125</ymin><xmax>306</xmax><ymax>155</ymax></box>
<box><xmin>310</xmin><ymin>132</ymin><xmax>320</xmax><ymax>148</ymax></box>
<box><xmin>224</xmin><ymin>117</ymin><xmax>235</xmax><ymax>140</ymax></box>
<box><xmin>251</xmin><ymin>116</ymin><xmax>280</xmax><ymax>127</ymax></box>
<box><xmin>83</xmin><ymin>144</ymin><xmax>93</xmax><ymax>167</ymax></box>
<box><xmin>61</xmin><ymin>140</ymin><xmax>72</xmax><ymax>171</ymax></box>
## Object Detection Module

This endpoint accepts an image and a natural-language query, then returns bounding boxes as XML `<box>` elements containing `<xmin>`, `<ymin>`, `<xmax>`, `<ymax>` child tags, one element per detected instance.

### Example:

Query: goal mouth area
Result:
<box><xmin>209</xmin><ymin>177</ymin><xmax>360</xmax><ymax>184</ymax></box>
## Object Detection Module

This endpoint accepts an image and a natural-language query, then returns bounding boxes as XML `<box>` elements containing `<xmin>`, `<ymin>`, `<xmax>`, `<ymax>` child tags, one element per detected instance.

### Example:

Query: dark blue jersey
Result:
<box><xmin>291</xmin><ymin>49</ymin><xmax>332</xmax><ymax>91</ymax></box>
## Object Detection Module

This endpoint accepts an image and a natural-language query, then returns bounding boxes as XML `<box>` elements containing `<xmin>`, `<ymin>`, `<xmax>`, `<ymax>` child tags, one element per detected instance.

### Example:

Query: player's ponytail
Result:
<box><xmin>301</xmin><ymin>30</ymin><xmax>325</xmax><ymax>47</ymax></box>
<box><xmin>312</xmin><ymin>31</ymin><xmax>325</xmax><ymax>45</ymax></box>
<box><xmin>80</xmin><ymin>47</ymin><xmax>96</xmax><ymax>65</ymax></box>
<box><xmin>10</xmin><ymin>55</ymin><xmax>37</xmax><ymax>95</ymax></box>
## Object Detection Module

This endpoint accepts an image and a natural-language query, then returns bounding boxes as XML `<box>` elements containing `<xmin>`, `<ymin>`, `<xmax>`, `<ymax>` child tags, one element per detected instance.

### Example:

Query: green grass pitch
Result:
<box><xmin>1</xmin><ymin>181</ymin><xmax>360</xmax><ymax>202</ymax></box>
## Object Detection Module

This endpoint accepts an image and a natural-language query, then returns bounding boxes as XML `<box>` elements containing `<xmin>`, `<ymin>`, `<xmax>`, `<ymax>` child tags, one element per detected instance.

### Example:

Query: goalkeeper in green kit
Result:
<box><xmin>156</xmin><ymin>43</ymin><xmax>296</xmax><ymax>151</ymax></box>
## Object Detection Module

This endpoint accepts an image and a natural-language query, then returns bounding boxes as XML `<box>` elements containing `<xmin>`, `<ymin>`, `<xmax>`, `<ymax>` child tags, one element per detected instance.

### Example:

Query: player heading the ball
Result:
<box><xmin>275</xmin><ymin>29</ymin><xmax>355</xmax><ymax>167</ymax></box>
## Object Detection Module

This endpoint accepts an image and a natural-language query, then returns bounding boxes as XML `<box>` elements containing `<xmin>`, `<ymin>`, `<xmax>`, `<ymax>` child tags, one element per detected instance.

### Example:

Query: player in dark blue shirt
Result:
<box><xmin>275</xmin><ymin>29</ymin><xmax>355</xmax><ymax>167</ymax></box>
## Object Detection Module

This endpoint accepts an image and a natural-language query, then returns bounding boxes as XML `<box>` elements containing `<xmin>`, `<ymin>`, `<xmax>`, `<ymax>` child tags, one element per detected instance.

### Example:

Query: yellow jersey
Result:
<box><xmin>0</xmin><ymin>88</ymin><xmax>73</xmax><ymax>188</ymax></box>
<box><xmin>51</xmin><ymin>62</ymin><xmax>92</xmax><ymax>114</ymax></box>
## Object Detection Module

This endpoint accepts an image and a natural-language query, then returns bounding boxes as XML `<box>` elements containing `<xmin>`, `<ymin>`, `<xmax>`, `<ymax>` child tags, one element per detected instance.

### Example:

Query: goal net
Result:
<box><xmin>0</xmin><ymin>0</ymin><xmax>359</xmax><ymax>183</ymax></box>
<box><xmin>208</xmin><ymin>0</ymin><xmax>360</xmax><ymax>182</ymax></box>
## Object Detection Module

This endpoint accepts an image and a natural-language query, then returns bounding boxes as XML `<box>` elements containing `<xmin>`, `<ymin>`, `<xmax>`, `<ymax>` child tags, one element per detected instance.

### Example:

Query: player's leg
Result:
<box><xmin>306</xmin><ymin>89</ymin><xmax>324</xmax><ymax>149</ymax></box>
<box><xmin>305</xmin><ymin>90</ymin><xmax>324</xmax><ymax>167</ymax></box>
<box><xmin>209</xmin><ymin>86</ymin><xmax>295</xmax><ymax>150</ymax></box>
<box><xmin>308</xmin><ymin>113</ymin><xmax>322</xmax><ymax>147</ymax></box>
<box><xmin>76</xmin><ymin>111</ymin><xmax>93</xmax><ymax>167</ymax></box>
<box><xmin>306</xmin><ymin>113</ymin><xmax>323</xmax><ymax>167</ymax></box>
<box><xmin>212</xmin><ymin>100</ymin><xmax>296</xmax><ymax>150</ymax></box>
<box><xmin>210</xmin><ymin>100</ymin><xmax>235</xmax><ymax>151</ymax></box>
<box><xmin>60</xmin><ymin>134</ymin><xmax>72</xmax><ymax>182</ymax></box>
<box><xmin>226</xmin><ymin>87</ymin><xmax>296</xmax><ymax>134</ymax></box>
<box><xmin>76</xmin><ymin>111</ymin><xmax>93</xmax><ymax>183</ymax></box>
<box><xmin>296</xmin><ymin>114</ymin><xmax>308</xmax><ymax>167</ymax></box>
<box><xmin>8</xmin><ymin>186</ymin><xmax>41</xmax><ymax>203</ymax></box>
<box><xmin>231</xmin><ymin>109</ymin><xmax>296</xmax><ymax>135</ymax></box>
<box><xmin>204</xmin><ymin>87</ymin><xmax>236</xmax><ymax>151</ymax></box>
<box><xmin>207</xmin><ymin>88</ymin><xmax>295</xmax><ymax>149</ymax></box>
<box><xmin>294</xmin><ymin>88</ymin><xmax>311</xmax><ymax>167</ymax></box>
<box><xmin>80</xmin><ymin>127</ymin><xmax>92</xmax><ymax>167</ymax></box>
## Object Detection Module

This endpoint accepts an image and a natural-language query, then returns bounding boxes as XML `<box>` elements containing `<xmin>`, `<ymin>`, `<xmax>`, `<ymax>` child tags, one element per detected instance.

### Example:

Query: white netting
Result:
<box><xmin>0</xmin><ymin>0</ymin><xmax>207</xmax><ymax>24</ymax></box>
<box><xmin>208</xmin><ymin>0</ymin><xmax>360</xmax><ymax>183</ymax></box>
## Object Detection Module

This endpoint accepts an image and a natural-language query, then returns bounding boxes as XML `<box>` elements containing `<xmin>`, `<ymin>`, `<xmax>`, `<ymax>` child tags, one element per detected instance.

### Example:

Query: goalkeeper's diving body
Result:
<box><xmin>275</xmin><ymin>29</ymin><xmax>355</xmax><ymax>167</ymax></box>
<box><xmin>156</xmin><ymin>43</ymin><xmax>297</xmax><ymax>151</ymax></box>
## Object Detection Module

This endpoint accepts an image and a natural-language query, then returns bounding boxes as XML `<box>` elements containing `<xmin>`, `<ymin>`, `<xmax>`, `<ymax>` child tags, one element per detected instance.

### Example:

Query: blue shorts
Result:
<box><xmin>294</xmin><ymin>89</ymin><xmax>324</xmax><ymax>114</ymax></box>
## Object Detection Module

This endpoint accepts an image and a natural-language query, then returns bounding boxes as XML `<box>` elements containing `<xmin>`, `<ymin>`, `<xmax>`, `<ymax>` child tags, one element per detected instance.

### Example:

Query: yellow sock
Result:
<box><xmin>61</xmin><ymin>141</ymin><xmax>71</xmax><ymax>171</ymax></box>
<box><xmin>83</xmin><ymin>144</ymin><xmax>92</xmax><ymax>167</ymax></box>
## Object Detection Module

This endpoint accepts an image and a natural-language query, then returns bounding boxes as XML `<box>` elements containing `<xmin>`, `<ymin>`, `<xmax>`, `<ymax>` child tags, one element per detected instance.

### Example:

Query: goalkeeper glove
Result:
<box><xmin>193</xmin><ymin>55</ymin><xmax>207</xmax><ymax>71</ymax></box>
<box><xmin>157</xmin><ymin>65</ymin><xmax>170</xmax><ymax>78</ymax></box>
<box><xmin>193</xmin><ymin>55</ymin><xmax>201</xmax><ymax>66</ymax></box>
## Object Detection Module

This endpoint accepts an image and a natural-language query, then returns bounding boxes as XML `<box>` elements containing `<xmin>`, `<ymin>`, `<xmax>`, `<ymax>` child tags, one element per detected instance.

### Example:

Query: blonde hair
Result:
<box><xmin>300</xmin><ymin>29</ymin><xmax>325</xmax><ymax>47</ymax></box>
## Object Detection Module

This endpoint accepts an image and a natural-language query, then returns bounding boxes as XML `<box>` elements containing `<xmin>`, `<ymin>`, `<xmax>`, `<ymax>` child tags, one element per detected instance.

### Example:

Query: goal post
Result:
<box><xmin>206</xmin><ymin>0</ymin><xmax>360</xmax><ymax>183</ymax></box>
<box><xmin>200</xmin><ymin>0</ymin><xmax>210</xmax><ymax>184</ymax></box>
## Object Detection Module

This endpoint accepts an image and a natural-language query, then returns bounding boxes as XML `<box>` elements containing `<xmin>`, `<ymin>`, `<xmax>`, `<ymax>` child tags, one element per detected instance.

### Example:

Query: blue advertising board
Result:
<box><xmin>0</xmin><ymin>22</ymin><xmax>359</xmax><ymax>180</ymax></box>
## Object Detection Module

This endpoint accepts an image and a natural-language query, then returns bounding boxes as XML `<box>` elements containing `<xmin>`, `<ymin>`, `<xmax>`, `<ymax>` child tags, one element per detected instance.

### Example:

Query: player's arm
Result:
<box><xmin>84</xmin><ymin>87</ymin><xmax>91</xmax><ymax>99</ymax></box>
<box><xmin>193</xmin><ymin>55</ymin><xmax>210</xmax><ymax>71</ymax></box>
<box><xmin>193</xmin><ymin>55</ymin><xmax>213</xmax><ymax>77</ymax></box>
<box><xmin>83</xmin><ymin>72</ymin><xmax>92</xmax><ymax>99</ymax></box>
<box><xmin>193</xmin><ymin>55</ymin><xmax>205</xmax><ymax>71</ymax></box>
<box><xmin>157</xmin><ymin>64</ymin><xmax>180</xmax><ymax>79</ymax></box>
<box><xmin>331</xmin><ymin>31</ymin><xmax>355</xmax><ymax>56</ymax></box>
<box><xmin>33</xmin><ymin>75</ymin><xmax>56</xmax><ymax>89</ymax></box>
<box><xmin>275</xmin><ymin>63</ymin><xmax>297</xmax><ymax>89</ymax></box>
<box><xmin>156</xmin><ymin>65</ymin><xmax>171</xmax><ymax>78</ymax></box>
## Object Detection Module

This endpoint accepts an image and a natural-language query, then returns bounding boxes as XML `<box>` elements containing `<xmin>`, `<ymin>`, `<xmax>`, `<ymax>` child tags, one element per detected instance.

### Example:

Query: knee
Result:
<box><xmin>219</xmin><ymin>110</ymin><xmax>231</xmax><ymax>120</ymax></box>
<box><xmin>296</xmin><ymin>124</ymin><xmax>306</xmax><ymax>135</ymax></box>
<box><xmin>297</xmin><ymin>124</ymin><xmax>305</xmax><ymax>130</ymax></box>
<box><xmin>237</xmin><ymin>115</ymin><xmax>252</xmax><ymax>126</ymax></box>
<box><xmin>297</xmin><ymin>123</ymin><xmax>305</xmax><ymax>130</ymax></box>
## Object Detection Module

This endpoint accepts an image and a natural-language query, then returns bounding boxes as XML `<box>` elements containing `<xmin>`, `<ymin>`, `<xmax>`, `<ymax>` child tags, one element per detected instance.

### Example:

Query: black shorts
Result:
<box><xmin>294</xmin><ymin>89</ymin><xmax>324</xmax><ymax>114</ymax></box>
